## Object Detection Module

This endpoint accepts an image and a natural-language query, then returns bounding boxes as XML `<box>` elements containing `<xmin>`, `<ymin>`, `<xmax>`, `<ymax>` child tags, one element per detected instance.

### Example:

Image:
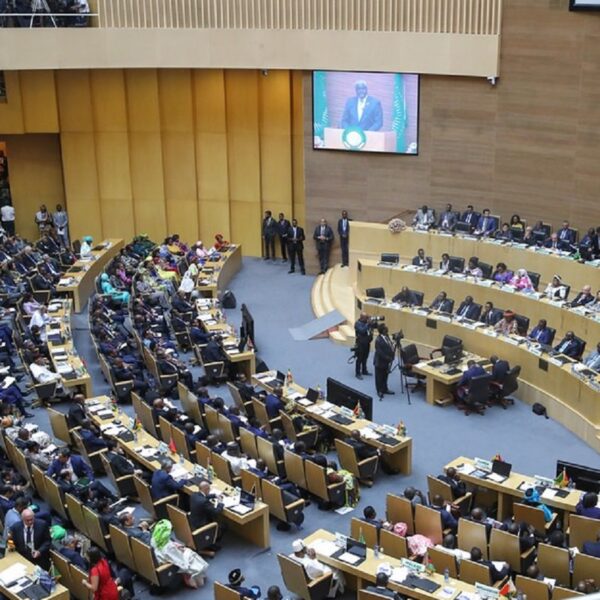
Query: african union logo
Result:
<box><xmin>342</xmin><ymin>126</ymin><xmax>367</xmax><ymax>150</ymax></box>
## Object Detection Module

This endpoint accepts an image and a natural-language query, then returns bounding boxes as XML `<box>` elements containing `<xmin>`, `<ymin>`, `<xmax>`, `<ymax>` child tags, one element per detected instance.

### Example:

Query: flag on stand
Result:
<box><xmin>554</xmin><ymin>468</ymin><xmax>569</xmax><ymax>488</ymax></box>
<box><xmin>169</xmin><ymin>437</ymin><xmax>177</xmax><ymax>454</ymax></box>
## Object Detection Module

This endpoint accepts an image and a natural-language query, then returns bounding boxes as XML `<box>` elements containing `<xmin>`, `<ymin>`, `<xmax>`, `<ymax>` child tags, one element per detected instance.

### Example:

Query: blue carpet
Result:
<box><xmin>32</xmin><ymin>256</ymin><xmax>599</xmax><ymax>599</ymax></box>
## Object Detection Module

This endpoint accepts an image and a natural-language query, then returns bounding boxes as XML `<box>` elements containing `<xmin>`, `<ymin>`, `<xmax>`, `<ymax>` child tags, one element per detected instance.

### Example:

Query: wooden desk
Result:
<box><xmin>357</xmin><ymin>259</ymin><xmax>600</xmax><ymax>343</ymax></box>
<box><xmin>46</xmin><ymin>298</ymin><xmax>92</xmax><ymax>397</ymax></box>
<box><xmin>412</xmin><ymin>355</ymin><xmax>491</xmax><ymax>406</ymax></box>
<box><xmin>350</xmin><ymin>222</ymin><xmax>600</xmax><ymax>293</ymax></box>
<box><xmin>303</xmin><ymin>528</ymin><xmax>477</xmax><ymax>598</ymax></box>
<box><xmin>56</xmin><ymin>239</ymin><xmax>124</xmax><ymax>312</ymax></box>
<box><xmin>358</xmin><ymin>300</ymin><xmax>600</xmax><ymax>452</ymax></box>
<box><xmin>196</xmin><ymin>245</ymin><xmax>242</xmax><ymax>298</ymax></box>
<box><xmin>252</xmin><ymin>372</ymin><xmax>412</xmax><ymax>475</ymax></box>
<box><xmin>195</xmin><ymin>299</ymin><xmax>256</xmax><ymax>379</ymax></box>
<box><xmin>444</xmin><ymin>456</ymin><xmax>581</xmax><ymax>521</ymax></box>
<box><xmin>0</xmin><ymin>552</ymin><xmax>69</xmax><ymax>600</ymax></box>
<box><xmin>85</xmin><ymin>397</ymin><xmax>270</xmax><ymax>548</ymax></box>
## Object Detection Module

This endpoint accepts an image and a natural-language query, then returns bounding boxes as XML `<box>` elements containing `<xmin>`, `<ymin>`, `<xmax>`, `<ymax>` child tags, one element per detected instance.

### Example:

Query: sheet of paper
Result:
<box><xmin>338</xmin><ymin>552</ymin><xmax>361</xmax><ymax>564</ymax></box>
<box><xmin>390</xmin><ymin>567</ymin><xmax>409</xmax><ymax>583</ymax></box>
<box><xmin>310</xmin><ymin>539</ymin><xmax>339</xmax><ymax>557</ymax></box>
<box><xmin>0</xmin><ymin>563</ymin><xmax>28</xmax><ymax>586</ymax></box>
<box><xmin>229</xmin><ymin>504</ymin><xmax>252</xmax><ymax>515</ymax></box>
<box><xmin>458</xmin><ymin>463</ymin><xmax>476</xmax><ymax>475</ymax></box>
<box><xmin>542</xmin><ymin>488</ymin><xmax>558</xmax><ymax>500</ymax></box>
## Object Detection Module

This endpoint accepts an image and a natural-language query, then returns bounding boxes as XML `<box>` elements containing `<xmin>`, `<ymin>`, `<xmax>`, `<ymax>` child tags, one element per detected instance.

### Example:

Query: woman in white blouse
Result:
<box><xmin>544</xmin><ymin>275</ymin><xmax>568</xmax><ymax>301</ymax></box>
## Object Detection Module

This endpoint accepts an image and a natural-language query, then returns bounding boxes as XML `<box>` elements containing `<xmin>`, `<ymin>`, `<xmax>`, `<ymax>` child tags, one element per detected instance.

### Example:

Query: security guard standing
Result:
<box><xmin>354</xmin><ymin>312</ymin><xmax>373</xmax><ymax>380</ymax></box>
<box><xmin>374</xmin><ymin>324</ymin><xmax>395</xmax><ymax>399</ymax></box>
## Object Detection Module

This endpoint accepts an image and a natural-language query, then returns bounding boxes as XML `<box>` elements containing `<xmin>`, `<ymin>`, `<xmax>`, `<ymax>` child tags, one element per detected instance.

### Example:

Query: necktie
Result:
<box><xmin>483</xmin><ymin>218</ymin><xmax>488</xmax><ymax>230</ymax></box>
<box><xmin>321</xmin><ymin>227</ymin><xmax>325</xmax><ymax>237</ymax></box>
<box><xmin>461</xmin><ymin>304</ymin><xmax>468</xmax><ymax>316</ymax></box>
<box><xmin>293</xmin><ymin>228</ymin><xmax>297</xmax><ymax>239</ymax></box>
<box><xmin>26</xmin><ymin>527</ymin><xmax>32</xmax><ymax>549</ymax></box>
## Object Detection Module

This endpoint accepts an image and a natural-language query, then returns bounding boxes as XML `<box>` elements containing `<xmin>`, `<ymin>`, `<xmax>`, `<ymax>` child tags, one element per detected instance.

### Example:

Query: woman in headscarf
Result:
<box><xmin>100</xmin><ymin>273</ymin><xmax>130</xmax><ymax>305</ymax></box>
<box><xmin>214</xmin><ymin>233</ymin><xmax>229</xmax><ymax>252</ymax></box>
<box><xmin>151</xmin><ymin>519</ymin><xmax>208</xmax><ymax>589</ymax></box>
<box><xmin>494</xmin><ymin>310</ymin><xmax>519</xmax><ymax>336</ymax></box>
<box><xmin>509</xmin><ymin>268</ymin><xmax>534</xmax><ymax>292</ymax></box>
<box><xmin>544</xmin><ymin>275</ymin><xmax>568</xmax><ymax>301</ymax></box>
<box><xmin>194</xmin><ymin>241</ymin><xmax>209</xmax><ymax>259</ymax></box>
<box><xmin>80</xmin><ymin>236</ymin><xmax>93</xmax><ymax>258</ymax></box>
<box><xmin>523</xmin><ymin>488</ymin><xmax>554</xmax><ymax>522</ymax></box>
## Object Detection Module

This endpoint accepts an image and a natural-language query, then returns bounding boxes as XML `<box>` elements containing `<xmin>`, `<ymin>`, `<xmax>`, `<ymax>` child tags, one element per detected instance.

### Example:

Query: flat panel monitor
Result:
<box><xmin>312</xmin><ymin>70</ymin><xmax>420</xmax><ymax>154</ymax></box>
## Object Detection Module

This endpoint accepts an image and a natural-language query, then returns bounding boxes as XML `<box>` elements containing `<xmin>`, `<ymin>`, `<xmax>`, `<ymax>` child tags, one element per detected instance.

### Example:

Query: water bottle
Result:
<box><xmin>516</xmin><ymin>590</ymin><xmax>523</xmax><ymax>600</ymax></box>
<box><xmin>373</xmin><ymin>545</ymin><xmax>379</xmax><ymax>558</ymax></box>
<box><xmin>443</xmin><ymin>568</ymin><xmax>449</xmax><ymax>584</ymax></box>
<box><xmin>179</xmin><ymin>453</ymin><xmax>185</xmax><ymax>465</ymax></box>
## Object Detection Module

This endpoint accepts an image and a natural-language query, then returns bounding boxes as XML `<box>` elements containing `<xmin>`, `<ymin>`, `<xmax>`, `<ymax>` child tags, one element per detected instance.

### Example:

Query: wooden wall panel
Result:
<box><xmin>0</xmin><ymin>72</ymin><xmax>24</xmax><ymax>134</ymax></box>
<box><xmin>18</xmin><ymin>71</ymin><xmax>59</xmax><ymax>133</ymax></box>
<box><xmin>55</xmin><ymin>70</ymin><xmax>94</xmax><ymax>132</ymax></box>
<box><xmin>193</xmin><ymin>69</ymin><xmax>231</xmax><ymax>243</ymax></box>
<box><xmin>4</xmin><ymin>134</ymin><xmax>65</xmax><ymax>242</ymax></box>
<box><xmin>258</xmin><ymin>70</ymin><xmax>293</xmax><ymax>220</ymax></box>
<box><xmin>225</xmin><ymin>70</ymin><xmax>262</xmax><ymax>255</ymax></box>
<box><xmin>291</xmin><ymin>70</ymin><xmax>306</xmax><ymax>225</ymax></box>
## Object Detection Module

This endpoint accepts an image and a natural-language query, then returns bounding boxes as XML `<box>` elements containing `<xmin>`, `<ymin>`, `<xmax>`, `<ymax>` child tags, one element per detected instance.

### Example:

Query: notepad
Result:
<box><xmin>310</xmin><ymin>539</ymin><xmax>339</xmax><ymax>558</ymax></box>
<box><xmin>338</xmin><ymin>552</ymin><xmax>361</xmax><ymax>565</ymax></box>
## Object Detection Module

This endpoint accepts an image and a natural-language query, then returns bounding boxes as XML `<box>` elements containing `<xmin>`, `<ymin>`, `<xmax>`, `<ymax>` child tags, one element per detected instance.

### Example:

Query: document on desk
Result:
<box><xmin>486</xmin><ymin>473</ymin><xmax>506</xmax><ymax>483</ymax></box>
<box><xmin>229</xmin><ymin>504</ymin><xmax>252</xmax><ymax>515</ymax></box>
<box><xmin>390</xmin><ymin>567</ymin><xmax>409</xmax><ymax>583</ymax></box>
<box><xmin>437</xmin><ymin>586</ymin><xmax>457</xmax><ymax>599</ymax></box>
<box><xmin>0</xmin><ymin>563</ymin><xmax>28</xmax><ymax>586</ymax></box>
<box><xmin>338</xmin><ymin>552</ymin><xmax>361</xmax><ymax>565</ymax></box>
<box><xmin>310</xmin><ymin>539</ymin><xmax>339</xmax><ymax>557</ymax></box>
<box><xmin>170</xmin><ymin>464</ymin><xmax>190</xmax><ymax>481</ymax></box>
<box><xmin>458</xmin><ymin>463</ymin><xmax>476</xmax><ymax>475</ymax></box>
<box><xmin>297</xmin><ymin>398</ymin><xmax>313</xmax><ymax>406</ymax></box>
<box><xmin>541</xmin><ymin>488</ymin><xmax>558</xmax><ymax>500</ymax></box>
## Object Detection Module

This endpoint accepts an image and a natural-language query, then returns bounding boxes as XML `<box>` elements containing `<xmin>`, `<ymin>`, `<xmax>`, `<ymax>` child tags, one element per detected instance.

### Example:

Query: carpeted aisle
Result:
<box><xmin>38</xmin><ymin>256</ymin><xmax>598</xmax><ymax>600</ymax></box>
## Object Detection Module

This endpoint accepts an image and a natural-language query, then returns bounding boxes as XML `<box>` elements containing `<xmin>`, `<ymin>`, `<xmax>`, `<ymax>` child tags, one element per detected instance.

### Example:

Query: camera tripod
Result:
<box><xmin>30</xmin><ymin>0</ymin><xmax>56</xmax><ymax>27</ymax></box>
<box><xmin>389</xmin><ymin>332</ymin><xmax>412</xmax><ymax>405</ymax></box>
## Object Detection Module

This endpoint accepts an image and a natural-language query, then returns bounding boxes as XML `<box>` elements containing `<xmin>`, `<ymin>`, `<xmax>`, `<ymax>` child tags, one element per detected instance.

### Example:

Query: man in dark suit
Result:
<box><xmin>470</xmin><ymin>546</ymin><xmax>510</xmax><ymax>583</ymax></box>
<box><xmin>151</xmin><ymin>459</ymin><xmax>185</xmax><ymax>500</ymax></box>
<box><xmin>553</xmin><ymin>331</ymin><xmax>582</xmax><ymax>358</ymax></box>
<box><xmin>337</xmin><ymin>210</ymin><xmax>351</xmax><ymax>267</ymax></box>
<box><xmin>364</xmin><ymin>572</ymin><xmax>402</xmax><ymax>599</ymax></box>
<box><xmin>345</xmin><ymin>430</ymin><xmax>378</xmax><ymax>460</ymax></box>
<box><xmin>430</xmin><ymin>291</ymin><xmax>453</xmax><ymax>313</ymax></box>
<box><xmin>528</xmin><ymin>319</ymin><xmax>553</xmax><ymax>345</ymax></box>
<box><xmin>59</xmin><ymin>536</ymin><xmax>88</xmax><ymax>570</ymax></box>
<box><xmin>455</xmin><ymin>295</ymin><xmax>481</xmax><ymax>320</ymax></box>
<box><xmin>583</xmin><ymin>532</ymin><xmax>600</xmax><ymax>558</ymax></box>
<box><xmin>473</xmin><ymin>208</ymin><xmax>496</xmax><ymax>237</ymax></box>
<box><xmin>438</xmin><ymin>467</ymin><xmax>467</xmax><ymax>500</ymax></box>
<box><xmin>569</xmin><ymin>285</ymin><xmax>594</xmax><ymax>307</ymax></box>
<box><xmin>479</xmin><ymin>301</ymin><xmax>500</xmax><ymax>327</ymax></box>
<box><xmin>264</xmin><ymin>387</ymin><xmax>285</xmax><ymax>419</ymax></box>
<box><xmin>459</xmin><ymin>205</ymin><xmax>480</xmax><ymax>232</ymax></box>
<box><xmin>455</xmin><ymin>360</ymin><xmax>486</xmax><ymax>401</ymax></box>
<box><xmin>189</xmin><ymin>480</ymin><xmax>224</xmax><ymax>530</ymax></box>
<box><xmin>227</xmin><ymin>569</ymin><xmax>260</xmax><ymax>599</ymax></box>
<box><xmin>67</xmin><ymin>393</ymin><xmax>88</xmax><ymax>428</ymax></box>
<box><xmin>286</xmin><ymin>219</ymin><xmax>305</xmax><ymax>275</ymax></box>
<box><xmin>313</xmin><ymin>219</ymin><xmax>334</xmax><ymax>274</ymax></box>
<box><xmin>10</xmin><ymin>509</ymin><xmax>52</xmax><ymax>570</ymax></box>
<box><xmin>354</xmin><ymin>312</ymin><xmax>373</xmax><ymax>379</ymax></box>
<box><xmin>341</xmin><ymin>80</ymin><xmax>383</xmax><ymax>131</ymax></box>
<box><xmin>262</xmin><ymin>210</ymin><xmax>278</xmax><ymax>260</ymax></box>
<box><xmin>79</xmin><ymin>419</ymin><xmax>108</xmax><ymax>451</ymax></box>
<box><xmin>556</xmin><ymin>220</ymin><xmax>576</xmax><ymax>251</ymax></box>
<box><xmin>544</xmin><ymin>232</ymin><xmax>561</xmax><ymax>251</ymax></box>
<box><xmin>373</xmin><ymin>325</ymin><xmax>395</xmax><ymax>398</ymax></box>
<box><xmin>490</xmin><ymin>355</ymin><xmax>510</xmax><ymax>384</ymax></box>
<box><xmin>392</xmin><ymin>287</ymin><xmax>419</xmax><ymax>307</ymax></box>
<box><xmin>431</xmin><ymin>494</ymin><xmax>458</xmax><ymax>533</ymax></box>
<box><xmin>412</xmin><ymin>248</ymin><xmax>432</xmax><ymax>269</ymax></box>
<box><xmin>438</xmin><ymin>203</ymin><xmax>457</xmax><ymax>231</ymax></box>
<box><xmin>277</xmin><ymin>213</ymin><xmax>290</xmax><ymax>262</ymax></box>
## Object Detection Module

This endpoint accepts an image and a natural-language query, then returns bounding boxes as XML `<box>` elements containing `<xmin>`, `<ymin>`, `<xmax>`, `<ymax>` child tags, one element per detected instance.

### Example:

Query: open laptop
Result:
<box><xmin>486</xmin><ymin>460</ymin><xmax>512</xmax><ymax>483</ymax></box>
<box><xmin>335</xmin><ymin>537</ymin><xmax>367</xmax><ymax>565</ymax></box>
<box><xmin>305</xmin><ymin>387</ymin><xmax>319</xmax><ymax>402</ymax></box>
<box><xmin>264</xmin><ymin>370</ymin><xmax>286</xmax><ymax>388</ymax></box>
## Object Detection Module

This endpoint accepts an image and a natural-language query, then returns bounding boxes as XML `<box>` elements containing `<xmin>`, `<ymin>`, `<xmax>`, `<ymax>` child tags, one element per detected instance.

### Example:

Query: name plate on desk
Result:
<box><xmin>477</xmin><ymin>279</ymin><xmax>494</xmax><ymax>287</ymax></box>
<box><xmin>529</xmin><ymin>346</ymin><xmax>543</xmax><ymax>357</ymax></box>
<box><xmin>476</xmin><ymin>583</ymin><xmax>499</xmax><ymax>600</ymax></box>
<box><xmin>504</xmin><ymin>336</ymin><xmax>520</xmax><ymax>346</ymax></box>
<box><xmin>483</xmin><ymin>329</ymin><xmax>498</xmax><ymax>338</ymax></box>
<box><xmin>437</xmin><ymin>315</ymin><xmax>452</xmax><ymax>323</ymax></box>
<box><xmin>401</xmin><ymin>558</ymin><xmax>425</xmax><ymax>573</ymax></box>
<box><xmin>474</xmin><ymin>457</ymin><xmax>492</xmax><ymax>471</ymax></box>
<box><xmin>549</xmin><ymin>358</ymin><xmax>564</xmax><ymax>367</ymax></box>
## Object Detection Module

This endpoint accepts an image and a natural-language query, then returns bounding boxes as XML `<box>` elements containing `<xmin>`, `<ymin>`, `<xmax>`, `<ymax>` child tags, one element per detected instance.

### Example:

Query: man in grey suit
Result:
<box><xmin>438</xmin><ymin>203</ymin><xmax>457</xmax><ymax>231</ymax></box>
<box><xmin>341</xmin><ymin>80</ymin><xmax>383</xmax><ymax>131</ymax></box>
<box><xmin>313</xmin><ymin>219</ymin><xmax>334</xmax><ymax>274</ymax></box>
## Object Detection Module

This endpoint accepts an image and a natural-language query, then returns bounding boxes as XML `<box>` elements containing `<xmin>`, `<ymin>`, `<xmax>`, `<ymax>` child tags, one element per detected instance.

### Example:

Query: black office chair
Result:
<box><xmin>491</xmin><ymin>365</ymin><xmax>520</xmax><ymax>409</ymax></box>
<box><xmin>469</xmin><ymin>303</ymin><xmax>482</xmax><ymax>321</ymax></box>
<box><xmin>412</xmin><ymin>290</ymin><xmax>425</xmax><ymax>306</ymax></box>
<box><xmin>455</xmin><ymin>222</ymin><xmax>471</xmax><ymax>234</ymax></box>
<box><xmin>430</xmin><ymin>335</ymin><xmax>463</xmax><ymax>359</ymax></box>
<box><xmin>478</xmin><ymin>262</ymin><xmax>493</xmax><ymax>279</ymax></box>
<box><xmin>448</xmin><ymin>256</ymin><xmax>465</xmax><ymax>273</ymax></box>
<box><xmin>399</xmin><ymin>343</ymin><xmax>427</xmax><ymax>403</ymax></box>
<box><xmin>515</xmin><ymin>315</ymin><xmax>530</xmax><ymax>336</ymax></box>
<box><xmin>546</xmin><ymin>327</ymin><xmax>557</xmax><ymax>345</ymax></box>
<box><xmin>510</xmin><ymin>227</ymin><xmax>524</xmax><ymax>241</ymax></box>
<box><xmin>458</xmin><ymin>374</ymin><xmax>492</xmax><ymax>416</ymax></box>
<box><xmin>527</xmin><ymin>271</ymin><xmax>541</xmax><ymax>291</ymax></box>
<box><xmin>574</xmin><ymin>336</ymin><xmax>586</xmax><ymax>361</ymax></box>
<box><xmin>366</xmin><ymin>287</ymin><xmax>385</xmax><ymax>300</ymax></box>
<box><xmin>489</xmin><ymin>308</ymin><xmax>504</xmax><ymax>325</ymax></box>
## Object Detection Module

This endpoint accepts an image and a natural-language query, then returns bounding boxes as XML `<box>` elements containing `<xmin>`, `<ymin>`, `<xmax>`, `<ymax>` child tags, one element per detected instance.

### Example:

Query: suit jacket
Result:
<box><xmin>344</xmin><ymin>437</ymin><xmax>377</xmax><ymax>460</ymax></box>
<box><xmin>150</xmin><ymin>469</ymin><xmax>184</xmax><ymax>499</ymax></box>
<box><xmin>492</xmin><ymin>360</ymin><xmax>510</xmax><ymax>383</ymax></box>
<box><xmin>433</xmin><ymin>505</ymin><xmax>458</xmax><ymax>531</ymax></box>
<box><xmin>265</xmin><ymin>394</ymin><xmax>285</xmax><ymax>419</ymax></box>
<box><xmin>544</xmin><ymin>238</ymin><xmax>561</xmax><ymax>250</ymax></box>
<box><xmin>456</xmin><ymin>301</ymin><xmax>480</xmax><ymax>320</ymax></box>
<box><xmin>583</xmin><ymin>540</ymin><xmax>600</xmax><ymax>558</ymax></box>
<box><xmin>475</xmin><ymin>215</ymin><xmax>496</xmax><ymax>235</ymax></box>
<box><xmin>341</xmin><ymin>96</ymin><xmax>383</xmax><ymax>131</ymax></box>
<box><xmin>461</xmin><ymin>211</ymin><xmax>481</xmax><ymax>227</ymax></box>
<box><xmin>286</xmin><ymin>225</ymin><xmax>305</xmax><ymax>248</ymax></box>
<box><xmin>59</xmin><ymin>546</ymin><xmax>88</xmax><ymax>570</ymax></box>
<box><xmin>203</xmin><ymin>341</ymin><xmax>227</xmax><ymax>363</ymax></box>
<box><xmin>557</xmin><ymin>227</ymin><xmax>576</xmax><ymax>249</ymax></box>
<box><xmin>571</xmin><ymin>292</ymin><xmax>594</xmax><ymax>307</ymax></box>
<box><xmin>438</xmin><ymin>474</ymin><xmax>467</xmax><ymax>499</ymax></box>
<box><xmin>529</xmin><ymin>326</ymin><xmax>553</xmax><ymax>345</ymax></box>
<box><xmin>278</xmin><ymin>219</ymin><xmax>291</xmax><ymax>237</ymax></box>
<box><xmin>47</xmin><ymin>455</ymin><xmax>93</xmax><ymax>480</ymax></box>
<box><xmin>10</xmin><ymin>519</ymin><xmax>52</xmax><ymax>568</ymax></box>
<box><xmin>68</xmin><ymin>403</ymin><xmax>87</xmax><ymax>428</ymax></box>
<box><xmin>107</xmin><ymin>451</ymin><xmax>135</xmax><ymax>477</ymax></box>
<box><xmin>438</xmin><ymin>211</ymin><xmax>457</xmax><ymax>230</ymax></box>
<box><xmin>262</xmin><ymin>216</ymin><xmax>278</xmax><ymax>237</ymax></box>
<box><xmin>431</xmin><ymin>298</ymin><xmax>453</xmax><ymax>313</ymax></box>
<box><xmin>189</xmin><ymin>491</ymin><xmax>224</xmax><ymax>529</ymax></box>
<box><xmin>392</xmin><ymin>289</ymin><xmax>418</xmax><ymax>306</ymax></box>
<box><xmin>374</xmin><ymin>335</ymin><xmax>395</xmax><ymax>368</ymax></box>
<box><xmin>412</xmin><ymin>255</ymin><xmax>432</xmax><ymax>269</ymax></box>
<box><xmin>337</xmin><ymin>218</ymin><xmax>351</xmax><ymax>238</ymax></box>
<box><xmin>80</xmin><ymin>427</ymin><xmax>108</xmax><ymax>451</ymax></box>
<box><xmin>457</xmin><ymin>365</ymin><xmax>486</xmax><ymax>387</ymax></box>
<box><xmin>313</xmin><ymin>225</ymin><xmax>334</xmax><ymax>245</ymax></box>
<box><xmin>554</xmin><ymin>337</ymin><xmax>582</xmax><ymax>358</ymax></box>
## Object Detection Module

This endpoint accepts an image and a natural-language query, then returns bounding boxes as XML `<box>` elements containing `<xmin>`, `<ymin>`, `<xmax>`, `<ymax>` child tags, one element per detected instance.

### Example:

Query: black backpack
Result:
<box><xmin>532</xmin><ymin>403</ymin><xmax>549</xmax><ymax>419</ymax></box>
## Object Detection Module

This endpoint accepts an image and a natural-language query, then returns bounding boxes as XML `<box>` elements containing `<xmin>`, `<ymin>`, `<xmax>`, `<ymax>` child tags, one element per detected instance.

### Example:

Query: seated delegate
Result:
<box><xmin>412</xmin><ymin>205</ymin><xmax>436</xmax><ymax>230</ymax></box>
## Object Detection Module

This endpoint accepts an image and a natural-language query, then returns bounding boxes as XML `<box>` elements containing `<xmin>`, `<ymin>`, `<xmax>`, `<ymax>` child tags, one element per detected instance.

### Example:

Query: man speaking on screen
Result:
<box><xmin>341</xmin><ymin>80</ymin><xmax>383</xmax><ymax>131</ymax></box>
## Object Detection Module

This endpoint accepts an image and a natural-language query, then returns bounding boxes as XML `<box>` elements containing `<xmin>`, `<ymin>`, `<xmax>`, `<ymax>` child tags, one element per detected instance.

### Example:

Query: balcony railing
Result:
<box><xmin>93</xmin><ymin>0</ymin><xmax>502</xmax><ymax>35</ymax></box>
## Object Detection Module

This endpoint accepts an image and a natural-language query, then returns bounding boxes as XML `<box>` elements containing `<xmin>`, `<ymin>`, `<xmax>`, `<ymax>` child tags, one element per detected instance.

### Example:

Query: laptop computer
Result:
<box><xmin>265</xmin><ymin>370</ymin><xmax>286</xmax><ymax>388</ymax></box>
<box><xmin>305</xmin><ymin>388</ymin><xmax>319</xmax><ymax>402</ymax></box>
<box><xmin>486</xmin><ymin>460</ymin><xmax>512</xmax><ymax>483</ymax></box>
<box><xmin>240</xmin><ymin>489</ymin><xmax>255</xmax><ymax>508</ymax></box>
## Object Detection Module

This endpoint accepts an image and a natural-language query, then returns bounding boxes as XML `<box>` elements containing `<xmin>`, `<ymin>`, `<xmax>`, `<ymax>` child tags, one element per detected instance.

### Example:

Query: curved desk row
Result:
<box><xmin>56</xmin><ymin>238</ymin><xmax>124</xmax><ymax>312</ymax></box>
<box><xmin>357</xmin><ymin>259</ymin><xmax>600</xmax><ymax>343</ymax></box>
<box><xmin>195</xmin><ymin>244</ymin><xmax>242</xmax><ymax>298</ymax></box>
<box><xmin>357</xmin><ymin>298</ymin><xmax>600</xmax><ymax>452</ymax></box>
<box><xmin>349</xmin><ymin>223</ymin><xmax>599</xmax><ymax>293</ymax></box>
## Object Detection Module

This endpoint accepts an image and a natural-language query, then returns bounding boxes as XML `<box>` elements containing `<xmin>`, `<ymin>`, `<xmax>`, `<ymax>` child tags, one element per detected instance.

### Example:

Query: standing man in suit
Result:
<box><xmin>262</xmin><ymin>210</ymin><xmax>277</xmax><ymax>260</ymax></box>
<box><xmin>337</xmin><ymin>210</ymin><xmax>351</xmax><ymax>268</ymax></box>
<box><xmin>313</xmin><ymin>219</ymin><xmax>334</xmax><ymax>275</ymax></box>
<box><xmin>374</xmin><ymin>325</ymin><xmax>395</xmax><ymax>398</ymax></box>
<box><xmin>9</xmin><ymin>509</ymin><xmax>52</xmax><ymax>570</ymax></box>
<box><xmin>456</xmin><ymin>296</ymin><xmax>481</xmax><ymax>320</ymax></box>
<box><xmin>277</xmin><ymin>213</ymin><xmax>290</xmax><ymax>263</ymax></box>
<box><xmin>341</xmin><ymin>80</ymin><xmax>383</xmax><ymax>131</ymax></box>
<box><xmin>287</xmin><ymin>219</ymin><xmax>305</xmax><ymax>275</ymax></box>
<box><xmin>354</xmin><ymin>312</ymin><xmax>373</xmax><ymax>380</ymax></box>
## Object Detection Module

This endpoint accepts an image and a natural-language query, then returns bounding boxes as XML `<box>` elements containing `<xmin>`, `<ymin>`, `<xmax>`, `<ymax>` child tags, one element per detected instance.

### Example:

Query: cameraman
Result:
<box><xmin>354</xmin><ymin>312</ymin><xmax>373</xmax><ymax>379</ymax></box>
<box><xmin>374</xmin><ymin>324</ymin><xmax>395</xmax><ymax>399</ymax></box>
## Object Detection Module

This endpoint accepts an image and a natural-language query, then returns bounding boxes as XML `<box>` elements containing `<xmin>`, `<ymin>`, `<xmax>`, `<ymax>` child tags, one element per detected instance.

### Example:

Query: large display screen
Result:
<box><xmin>569</xmin><ymin>0</ymin><xmax>600</xmax><ymax>10</ymax></box>
<box><xmin>312</xmin><ymin>70</ymin><xmax>419</xmax><ymax>155</ymax></box>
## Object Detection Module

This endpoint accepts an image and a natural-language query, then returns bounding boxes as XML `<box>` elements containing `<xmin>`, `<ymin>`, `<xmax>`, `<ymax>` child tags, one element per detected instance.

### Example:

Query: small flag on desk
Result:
<box><xmin>492</xmin><ymin>453</ymin><xmax>504</xmax><ymax>462</ymax></box>
<box><xmin>554</xmin><ymin>467</ymin><xmax>569</xmax><ymax>488</ymax></box>
<box><xmin>498</xmin><ymin>579</ymin><xmax>516</xmax><ymax>598</ymax></box>
<box><xmin>169</xmin><ymin>437</ymin><xmax>177</xmax><ymax>454</ymax></box>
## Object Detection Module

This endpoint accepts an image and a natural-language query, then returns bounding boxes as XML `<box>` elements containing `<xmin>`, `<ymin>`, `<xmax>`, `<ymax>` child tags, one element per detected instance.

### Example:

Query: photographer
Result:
<box><xmin>374</xmin><ymin>324</ymin><xmax>395</xmax><ymax>399</ymax></box>
<box><xmin>353</xmin><ymin>312</ymin><xmax>375</xmax><ymax>379</ymax></box>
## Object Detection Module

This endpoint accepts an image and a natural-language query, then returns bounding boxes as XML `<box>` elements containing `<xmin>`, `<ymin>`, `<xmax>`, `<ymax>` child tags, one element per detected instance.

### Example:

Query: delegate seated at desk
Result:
<box><xmin>455</xmin><ymin>296</ymin><xmax>481</xmax><ymax>320</ymax></box>
<box><xmin>473</xmin><ymin>209</ymin><xmax>496</xmax><ymax>237</ymax></box>
<box><xmin>528</xmin><ymin>319</ymin><xmax>553</xmax><ymax>345</ymax></box>
<box><xmin>438</xmin><ymin>204</ymin><xmax>457</xmax><ymax>232</ymax></box>
<box><xmin>412</xmin><ymin>205</ymin><xmax>436</xmax><ymax>230</ymax></box>
<box><xmin>553</xmin><ymin>331</ymin><xmax>582</xmax><ymax>358</ymax></box>
<box><xmin>151</xmin><ymin>459</ymin><xmax>186</xmax><ymax>499</ymax></box>
<box><xmin>569</xmin><ymin>285</ymin><xmax>594</xmax><ymax>307</ymax></box>
<box><xmin>494</xmin><ymin>310</ymin><xmax>519</xmax><ymax>336</ymax></box>
<box><xmin>430</xmin><ymin>291</ymin><xmax>453</xmax><ymax>313</ymax></box>
<box><xmin>582</xmin><ymin>343</ymin><xmax>600</xmax><ymax>372</ymax></box>
<box><xmin>455</xmin><ymin>360</ymin><xmax>486</xmax><ymax>402</ymax></box>
<box><xmin>364</xmin><ymin>572</ymin><xmax>402</xmax><ymax>599</ymax></box>
<box><xmin>392</xmin><ymin>287</ymin><xmax>418</xmax><ymax>307</ymax></box>
<box><xmin>412</xmin><ymin>248</ymin><xmax>432</xmax><ymax>269</ymax></box>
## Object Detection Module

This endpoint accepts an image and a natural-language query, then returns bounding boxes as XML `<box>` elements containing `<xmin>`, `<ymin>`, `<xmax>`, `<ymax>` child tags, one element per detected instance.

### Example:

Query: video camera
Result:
<box><xmin>367</xmin><ymin>315</ymin><xmax>385</xmax><ymax>328</ymax></box>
